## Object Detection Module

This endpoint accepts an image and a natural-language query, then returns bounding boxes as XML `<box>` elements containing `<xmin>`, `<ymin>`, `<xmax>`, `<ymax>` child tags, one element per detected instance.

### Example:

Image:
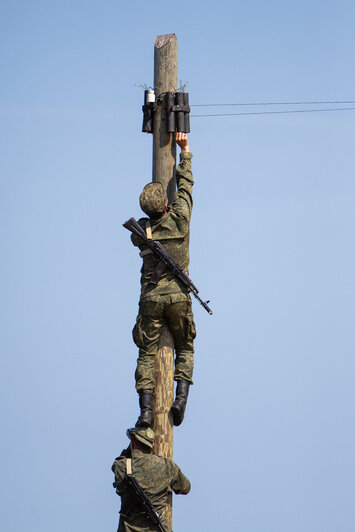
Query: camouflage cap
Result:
<box><xmin>139</xmin><ymin>182</ymin><xmax>167</xmax><ymax>216</ymax></box>
<box><xmin>126</xmin><ymin>426</ymin><xmax>155</xmax><ymax>449</ymax></box>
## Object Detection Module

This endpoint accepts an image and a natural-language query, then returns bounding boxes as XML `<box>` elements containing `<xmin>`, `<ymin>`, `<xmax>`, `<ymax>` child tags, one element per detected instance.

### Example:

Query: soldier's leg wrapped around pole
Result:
<box><xmin>132</xmin><ymin>300</ymin><xmax>165</xmax><ymax>427</ymax></box>
<box><xmin>165</xmin><ymin>298</ymin><xmax>196</xmax><ymax>425</ymax></box>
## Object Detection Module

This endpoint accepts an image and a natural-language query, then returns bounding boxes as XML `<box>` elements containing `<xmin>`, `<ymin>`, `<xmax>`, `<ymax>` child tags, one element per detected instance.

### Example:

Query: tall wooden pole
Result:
<box><xmin>152</xmin><ymin>33</ymin><xmax>177</xmax><ymax>530</ymax></box>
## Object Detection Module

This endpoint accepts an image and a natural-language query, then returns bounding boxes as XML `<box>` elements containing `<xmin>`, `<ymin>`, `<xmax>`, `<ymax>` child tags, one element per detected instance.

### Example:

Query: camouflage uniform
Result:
<box><xmin>131</xmin><ymin>152</ymin><xmax>196</xmax><ymax>394</ymax></box>
<box><xmin>112</xmin><ymin>447</ymin><xmax>190</xmax><ymax>532</ymax></box>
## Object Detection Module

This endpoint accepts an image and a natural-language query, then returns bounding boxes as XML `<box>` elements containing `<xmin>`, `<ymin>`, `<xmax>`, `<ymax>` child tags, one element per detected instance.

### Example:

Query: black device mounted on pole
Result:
<box><xmin>142</xmin><ymin>90</ymin><xmax>155</xmax><ymax>133</ymax></box>
<box><xmin>166</xmin><ymin>92</ymin><xmax>190</xmax><ymax>133</ymax></box>
<box><xmin>142</xmin><ymin>91</ymin><xmax>190</xmax><ymax>134</ymax></box>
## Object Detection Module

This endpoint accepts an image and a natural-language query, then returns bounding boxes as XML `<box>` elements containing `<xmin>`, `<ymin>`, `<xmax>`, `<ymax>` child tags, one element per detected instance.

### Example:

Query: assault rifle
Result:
<box><xmin>123</xmin><ymin>217</ymin><xmax>213</xmax><ymax>315</ymax></box>
<box><xmin>124</xmin><ymin>473</ymin><xmax>166</xmax><ymax>532</ymax></box>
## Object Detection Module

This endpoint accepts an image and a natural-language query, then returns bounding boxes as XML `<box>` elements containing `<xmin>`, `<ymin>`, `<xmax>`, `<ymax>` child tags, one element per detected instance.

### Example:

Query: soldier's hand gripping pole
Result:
<box><xmin>123</xmin><ymin>217</ymin><xmax>213</xmax><ymax>315</ymax></box>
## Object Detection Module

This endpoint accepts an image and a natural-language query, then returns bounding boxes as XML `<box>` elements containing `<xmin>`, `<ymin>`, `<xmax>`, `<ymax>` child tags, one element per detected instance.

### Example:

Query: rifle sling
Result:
<box><xmin>126</xmin><ymin>458</ymin><xmax>132</xmax><ymax>475</ymax></box>
<box><xmin>145</xmin><ymin>221</ymin><xmax>152</xmax><ymax>240</ymax></box>
<box><xmin>139</xmin><ymin>248</ymin><xmax>152</xmax><ymax>257</ymax></box>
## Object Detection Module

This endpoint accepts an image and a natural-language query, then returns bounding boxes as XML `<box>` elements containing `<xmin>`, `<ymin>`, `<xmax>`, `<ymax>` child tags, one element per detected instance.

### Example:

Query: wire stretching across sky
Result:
<box><xmin>191</xmin><ymin>100</ymin><xmax>355</xmax><ymax>107</ymax></box>
<box><xmin>189</xmin><ymin>100</ymin><xmax>355</xmax><ymax>118</ymax></box>
<box><xmin>191</xmin><ymin>107</ymin><xmax>355</xmax><ymax>118</ymax></box>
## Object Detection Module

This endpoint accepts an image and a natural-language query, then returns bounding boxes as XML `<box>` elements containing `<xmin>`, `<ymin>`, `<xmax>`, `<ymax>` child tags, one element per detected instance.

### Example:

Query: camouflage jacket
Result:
<box><xmin>112</xmin><ymin>447</ymin><xmax>190</xmax><ymax>532</ymax></box>
<box><xmin>131</xmin><ymin>152</ymin><xmax>194</xmax><ymax>301</ymax></box>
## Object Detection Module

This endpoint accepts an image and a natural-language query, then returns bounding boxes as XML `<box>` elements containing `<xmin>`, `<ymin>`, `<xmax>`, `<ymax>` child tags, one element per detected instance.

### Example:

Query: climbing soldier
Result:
<box><xmin>112</xmin><ymin>426</ymin><xmax>191</xmax><ymax>532</ymax></box>
<box><xmin>129</xmin><ymin>132</ymin><xmax>196</xmax><ymax>428</ymax></box>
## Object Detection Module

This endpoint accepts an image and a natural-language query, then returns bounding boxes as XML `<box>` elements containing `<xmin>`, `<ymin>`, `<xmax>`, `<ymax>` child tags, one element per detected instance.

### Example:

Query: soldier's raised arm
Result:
<box><xmin>171</xmin><ymin>133</ymin><xmax>193</xmax><ymax>220</ymax></box>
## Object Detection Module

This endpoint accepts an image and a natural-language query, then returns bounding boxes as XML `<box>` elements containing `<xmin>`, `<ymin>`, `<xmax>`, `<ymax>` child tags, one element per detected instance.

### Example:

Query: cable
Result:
<box><xmin>191</xmin><ymin>100</ymin><xmax>355</xmax><ymax>107</ymax></box>
<box><xmin>191</xmin><ymin>107</ymin><xmax>355</xmax><ymax>118</ymax></box>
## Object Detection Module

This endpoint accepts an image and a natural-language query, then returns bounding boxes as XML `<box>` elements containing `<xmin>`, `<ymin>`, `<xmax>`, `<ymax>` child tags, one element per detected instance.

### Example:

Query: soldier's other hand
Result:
<box><xmin>175</xmin><ymin>132</ymin><xmax>189</xmax><ymax>153</ymax></box>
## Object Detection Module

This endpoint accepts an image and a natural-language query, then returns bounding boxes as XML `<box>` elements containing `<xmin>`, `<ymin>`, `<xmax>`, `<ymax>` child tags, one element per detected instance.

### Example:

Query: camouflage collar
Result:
<box><xmin>132</xmin><ymin>447</ymin><xmax>152</xmax><ymax>456</ymax></box>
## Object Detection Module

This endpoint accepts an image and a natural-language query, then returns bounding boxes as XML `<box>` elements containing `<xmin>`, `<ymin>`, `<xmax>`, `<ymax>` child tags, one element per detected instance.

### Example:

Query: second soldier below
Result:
<box><xmin>112</xmin><ymin>427</ymin><xmax>191</xmax><ymax>532</ymax></box>
<box><xmin>130</xmin><ymin>132</ymin><xmax>196</xmax><ymax>428</ymax></box>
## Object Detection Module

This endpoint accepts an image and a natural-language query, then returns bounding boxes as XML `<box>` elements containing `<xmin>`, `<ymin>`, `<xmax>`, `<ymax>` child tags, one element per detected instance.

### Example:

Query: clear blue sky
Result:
<box><xmin>1</xmin><ymin>1</ymin><xmax>354</xmax><ymax>531</ymax></box>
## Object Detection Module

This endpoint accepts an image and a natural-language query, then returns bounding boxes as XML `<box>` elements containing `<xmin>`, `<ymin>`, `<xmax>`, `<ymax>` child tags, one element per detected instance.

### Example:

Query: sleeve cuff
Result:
<box><xmin>180</xmin><ymin>152</ymin><xmax>193</xmax><ymax>161</ymax></box>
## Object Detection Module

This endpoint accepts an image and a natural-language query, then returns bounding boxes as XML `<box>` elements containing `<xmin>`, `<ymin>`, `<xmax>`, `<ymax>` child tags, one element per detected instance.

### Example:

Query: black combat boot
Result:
<box><xmin>136</xmin><ymin>392</ymin><xmax>153</xmax><ymax>428</ymax></box>
<box><xmin>171</xmin><ymin>380</ymin><xmax>190</xmax><ymax>426</ymax></box>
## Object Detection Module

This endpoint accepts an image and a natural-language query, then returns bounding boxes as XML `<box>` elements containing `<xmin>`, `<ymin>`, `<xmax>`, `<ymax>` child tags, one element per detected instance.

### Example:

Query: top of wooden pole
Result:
<box><xmin>155</xmin><ymin>33</ymin><xmax>176</xmax><ymax>48</ymax></box>
<box><xmin>154</xmin><ymin>34</ymin><xmax>178</xmax><ymax>97</ymax></box>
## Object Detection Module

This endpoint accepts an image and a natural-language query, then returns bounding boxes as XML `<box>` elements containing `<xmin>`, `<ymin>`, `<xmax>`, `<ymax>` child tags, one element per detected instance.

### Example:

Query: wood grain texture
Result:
<box><xmin>153</xmin><ymin>326</ymin><xmax>174</xmax><ymax>527</ymax></box>
<box><xmin>153</xmin><ymin>33</ymin><xmax>177</xmax><ymax>202</ymax></box>
<box><xmin>153</xmin><ymin>326</ymin><xmax>174</xmax><ymax>459</ymax></box>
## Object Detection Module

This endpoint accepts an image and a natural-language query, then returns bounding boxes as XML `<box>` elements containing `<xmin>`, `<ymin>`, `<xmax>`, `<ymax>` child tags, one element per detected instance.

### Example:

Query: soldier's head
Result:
<box><xmin>126</xmin><ymin>426</ymin><xmax>155</xmax><ymax>451</ymax></box>
<box><xmin>139</xmin><ymin>183</ymin><xmax>168</xmax><ymax>218</ymax></box>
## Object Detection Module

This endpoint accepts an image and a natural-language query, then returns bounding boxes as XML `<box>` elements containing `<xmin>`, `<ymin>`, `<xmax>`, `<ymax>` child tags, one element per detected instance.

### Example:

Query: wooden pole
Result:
<box><xmin>153</xmin><ymin>34</ymin><xmax>177</xmax><ymax>201</ymax></box>
<box><xmin>152</xmin><ymin>33</ymin><xmax>177</xmax><ymax>529</ymax></box>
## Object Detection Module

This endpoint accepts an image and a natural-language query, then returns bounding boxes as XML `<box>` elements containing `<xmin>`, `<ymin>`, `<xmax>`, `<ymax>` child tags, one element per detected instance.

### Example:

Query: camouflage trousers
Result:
<box><xmin>118</xmin><ymin>516</ymin><xmax>172</xmax><ymax>532</ymax></box>
<box><xmin>132</xmin><ymin>295</ymin><xmax>196</xmax><ymax>393</ymax></box>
